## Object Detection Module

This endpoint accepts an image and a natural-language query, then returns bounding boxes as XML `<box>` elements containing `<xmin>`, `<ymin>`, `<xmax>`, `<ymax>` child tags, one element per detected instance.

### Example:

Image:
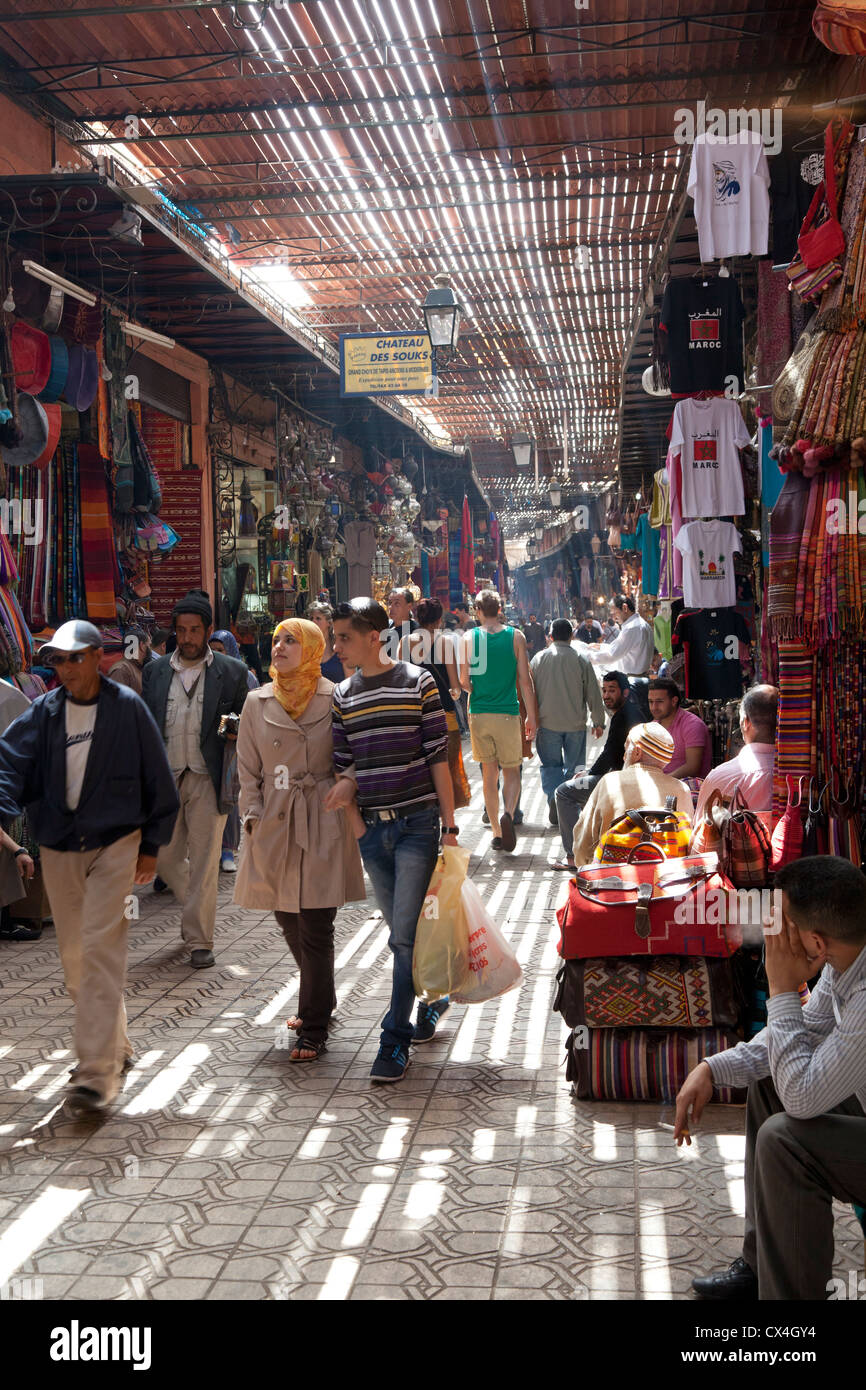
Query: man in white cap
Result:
<box><xmin>571</xmin><ymin>720</ymin><xmax>694</xmax><ymax>867</ymax></box>
<box><xmin>0</xmin><ymin>620</ymin><xmax>179</xmax><ymax>1117</ymax></box>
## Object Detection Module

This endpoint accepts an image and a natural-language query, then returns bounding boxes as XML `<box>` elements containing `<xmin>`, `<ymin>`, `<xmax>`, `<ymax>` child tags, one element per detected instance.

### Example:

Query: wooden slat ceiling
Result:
<box><xmin>0</xmin><ymin>0</ymin><xmax>835</xmax><ymax>529</ymax></box>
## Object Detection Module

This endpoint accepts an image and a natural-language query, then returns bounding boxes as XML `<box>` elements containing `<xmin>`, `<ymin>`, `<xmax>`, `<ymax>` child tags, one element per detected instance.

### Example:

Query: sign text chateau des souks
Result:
<box><xmin>340</xmin><ymin>332</ymin><xmax>435</xmax><ymax>397</ymax></box>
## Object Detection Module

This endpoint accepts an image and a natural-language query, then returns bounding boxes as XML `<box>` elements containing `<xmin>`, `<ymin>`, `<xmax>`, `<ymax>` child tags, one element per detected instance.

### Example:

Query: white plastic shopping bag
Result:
<box><xmin>412</xmin><ymin>845</ymin><xmax>471</xmax><ymax>1002</ymax></box>
<box><xmin>450</xmin><ymin>877</ymin><xmax>522</xmax><ymax>1004</ymax></box>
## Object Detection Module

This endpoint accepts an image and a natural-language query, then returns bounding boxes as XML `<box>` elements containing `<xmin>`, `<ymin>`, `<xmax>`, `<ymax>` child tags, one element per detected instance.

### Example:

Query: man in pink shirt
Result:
<box><xmin>695</xmin><ymin>685</ymin><xmax>779</xmax><ymax>819</ymax></box>
<box><xmin>648</xmin><ymin>678</ymin><xmax>712</xmax><ymax>779</ymax></box>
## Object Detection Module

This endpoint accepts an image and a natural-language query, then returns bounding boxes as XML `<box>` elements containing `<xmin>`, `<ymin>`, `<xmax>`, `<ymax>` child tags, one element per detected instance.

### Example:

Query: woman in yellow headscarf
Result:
<box><xmin>234</xmin><ymin>617</ymin><xmax>365</xmax><ymax>1061</ymax></box>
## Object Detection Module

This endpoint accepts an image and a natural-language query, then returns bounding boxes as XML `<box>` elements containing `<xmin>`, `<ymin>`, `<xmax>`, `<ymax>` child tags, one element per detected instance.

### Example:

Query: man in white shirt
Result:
<box><xmin>694</xmin><ymin>685</ymin><xmax>778</xmax><ymax>819</ymax></box>
<box><xmin>678</xmin><ymin>856</ymin><xmax>866</xmax><ymax>1301</ymax></box>
<box><xmin>582</xmin><ymin>594</ymin><xmax>654</xmax><ymax>717</ymax></box>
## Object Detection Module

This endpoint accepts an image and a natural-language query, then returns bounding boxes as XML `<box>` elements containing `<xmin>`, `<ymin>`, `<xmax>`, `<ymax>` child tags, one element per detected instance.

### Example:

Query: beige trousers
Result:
<box><xmin>40</xmin><ymin>829</ymin><xmax>141</xmax><ymax>1104</ymax></box>
<box><xmin>157</xmin><ymin>770</ymin><xmax>227</xmax><ymax>950</ymax></box>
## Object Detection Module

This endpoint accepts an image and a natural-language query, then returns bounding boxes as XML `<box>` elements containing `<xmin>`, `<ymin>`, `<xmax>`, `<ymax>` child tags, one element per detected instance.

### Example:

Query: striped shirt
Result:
<box><xmin>705</xmin><ymin>941</ymin><xmax>866</xmax><ymax>1116</ymax></box>
<box><xmin>332</xmin><ymin>661</ymin><xmax>448</xmax><ymax>813</ymax></box>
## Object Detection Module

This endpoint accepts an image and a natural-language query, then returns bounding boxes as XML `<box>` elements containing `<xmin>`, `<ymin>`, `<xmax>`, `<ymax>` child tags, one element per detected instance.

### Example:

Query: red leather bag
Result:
<box><xmin>797</xmin><ymin>123</ymin><xmax>847</xmax><ymax>270</ymax></box>
<box><xmin>556</xmin><ymin>845</ymin><xmax>742</xmax><ymax>960</ymax></box>
<box><xmin>770</xmin><ymin>775</ymin><xmax>804</xmax><ymax>873</ymax></box>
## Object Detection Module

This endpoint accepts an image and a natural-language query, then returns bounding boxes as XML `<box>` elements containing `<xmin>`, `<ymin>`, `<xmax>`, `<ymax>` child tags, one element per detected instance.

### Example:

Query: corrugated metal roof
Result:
<box><xmin>0</xmin><ymin>0</ymin><xmax>835</xmax><ymax>528</ymax></box>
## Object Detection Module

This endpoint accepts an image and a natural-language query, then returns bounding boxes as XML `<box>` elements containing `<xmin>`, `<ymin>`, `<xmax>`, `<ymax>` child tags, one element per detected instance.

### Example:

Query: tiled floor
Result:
<box><xmin>0</xmin><ymin>755</ymin><xmax>861</xmax><ymax>1301</ymax></box>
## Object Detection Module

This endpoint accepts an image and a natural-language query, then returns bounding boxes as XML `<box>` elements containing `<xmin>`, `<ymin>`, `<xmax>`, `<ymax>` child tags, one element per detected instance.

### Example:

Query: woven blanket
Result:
<box><xmin>579</xmin><ymin>957</ymin><xmax>725</xmax><ymax>1028</ymax></box>
<box><xmin>77</xmin><ymin>443</ymin><xmax>118</xmax><ymax>620</ymax></box>
<box><xmin>570</xmin><ymin>1027</ymin><xmax>739</xmax><ymax>1103</ymax></box>
<box><xmin>773</xmin><ymin>641</ymin><xmax>816</xmax><ymax>819</ymax></box>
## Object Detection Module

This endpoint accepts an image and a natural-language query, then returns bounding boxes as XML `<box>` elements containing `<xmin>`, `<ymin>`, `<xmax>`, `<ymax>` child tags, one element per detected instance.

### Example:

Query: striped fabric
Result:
<box><xmin>77</xmin><ymin>444</ymin><xmax>118</xmax><ymax>620</ymax></box>
<box><xmin>773</xmin><ymin>642</ymin><xmax>816</xmax><ymax>819</ymax></box>
<box><xmin>332</xmin><ymin>660</ymin><xmax>448</xmax><ymax>813</ymax></box>
<box><xmin>571</xmin><ymin>1027</ymin><xmax>739</xmax><ymax>1102</ymax></box>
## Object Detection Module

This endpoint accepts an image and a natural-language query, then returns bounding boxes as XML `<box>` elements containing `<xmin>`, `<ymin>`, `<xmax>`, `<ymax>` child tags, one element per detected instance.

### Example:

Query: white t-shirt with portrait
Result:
<box><xmin>687</xmin><ymin>130</ymin><xmax>770</xmax><ymax>262</ymax></box>
<box><xmin>674</xmin><ymin>520</ymin><xmax>742</xmax><ymax>608</ymax></box>
<box><xmin>670</xmin><ymin>396</ymin><xmax>751</xmax><ymax>518</ymax></box>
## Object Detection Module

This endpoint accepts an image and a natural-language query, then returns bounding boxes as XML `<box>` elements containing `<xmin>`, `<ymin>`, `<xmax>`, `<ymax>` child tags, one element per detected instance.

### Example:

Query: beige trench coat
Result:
<box><xmin>233</xmin><ymin>677</ymin><xmax>366</xmax><ymax>914</ymax></box>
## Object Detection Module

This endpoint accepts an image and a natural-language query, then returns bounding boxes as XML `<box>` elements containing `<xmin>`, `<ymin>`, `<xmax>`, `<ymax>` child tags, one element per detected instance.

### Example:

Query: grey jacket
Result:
<box><xmin>141</xmin><ymin>650</ymin><xmax>249</xmax><ymax>797</ymax></box>
<box><xmin>530</xmin><ymin>642</ymin><xmax>605</xmax><ymax>733</ymax></box>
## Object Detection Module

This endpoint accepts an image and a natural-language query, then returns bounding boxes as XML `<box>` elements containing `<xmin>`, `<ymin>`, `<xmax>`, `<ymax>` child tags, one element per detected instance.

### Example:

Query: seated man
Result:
<box><xmin>647</xmin><ymin>676</ymin><xmax>711</xmax><ymax>780</ymax></box>
<box><xmin>678</xmin><ymin>856</ymin><xmax>866</xmax><ymax>1301</ymax></box>
<box><xmin>553</xmin><ymin>671</ymin><xmax>643</xmax><ymax>871</ymax></box>
<box><xmin>572</xmin><ymin>721</ymin><xmax>693</xmax><ymax>867</ymax></box>
<box><xmin>694</xmin><ymin>684</ymin><xmax>779</xmax><ymax>819</ymax></box>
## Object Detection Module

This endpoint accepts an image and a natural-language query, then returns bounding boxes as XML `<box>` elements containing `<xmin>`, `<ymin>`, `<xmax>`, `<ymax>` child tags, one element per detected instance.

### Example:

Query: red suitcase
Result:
<box><xmin>557</xmin><ymin>846</ymin><xmax>742</xmax><ymax>960</ymax></box>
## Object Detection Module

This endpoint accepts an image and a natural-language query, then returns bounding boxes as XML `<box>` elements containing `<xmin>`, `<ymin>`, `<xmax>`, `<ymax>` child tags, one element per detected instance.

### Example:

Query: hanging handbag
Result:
<box><xmin>596</xmin><ymin>797</ymin><xmax>692</xmax><ymax>864</ymax></box>
<box><xmin>690</xmin><ymin>788</ymin><xmax>729</xmax><ymax>857</ymax></box>
<box><xmin>786</xmin><ymin>122</ymin><xmax>852</xmax><ymax>300</ymax></box>
<box><xmin>802</xmin><ymin>777</ymin><xmax>830</xmax><ymax>858</ymax></box>
<box><xmin>827</xmin><ymin>770</ymin><xmax>861</xmax><ymax>866</ymax></box>
<box><xmin>557</xmin><ymin>845</ymin><xmax>740</xmax><ymax>959</ymax></box>
<box><xmin>553</xmin><ymin>955</ymin><xmax>738</xmax><ymax>1030</ymax></box>
<box><xmin>770</xmin><ymin>775</ymin><xmax>805</xmax><ymax>872</ymax></box>
<box><xmin>712</xmin><ymin>787</ymin><xmax>774</xmax><ymax>890</ymax></box>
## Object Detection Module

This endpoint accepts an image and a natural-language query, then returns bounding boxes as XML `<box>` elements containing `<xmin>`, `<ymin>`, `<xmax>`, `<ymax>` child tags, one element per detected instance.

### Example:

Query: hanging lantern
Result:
<box><xmin>511</xmin><ymin>432</ymin><xmax>533</xmax><ymax>468</ymax></box>
<box><xmin>422</xmin><ymin>272</ymin><xmax>463</xmax><ymax>354</ymax></box>
<box><xmin>549</xmin><ymin>475</ymin><xmax>562</xmax><ymax>509</ymax></box>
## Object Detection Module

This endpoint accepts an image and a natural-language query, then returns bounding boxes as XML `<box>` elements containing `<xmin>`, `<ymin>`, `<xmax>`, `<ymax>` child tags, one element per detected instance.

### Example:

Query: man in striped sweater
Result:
<box><xmin>325</xmin><ymin>598</ymin><xmax>458</xmax><ymax>1083</ymax></box>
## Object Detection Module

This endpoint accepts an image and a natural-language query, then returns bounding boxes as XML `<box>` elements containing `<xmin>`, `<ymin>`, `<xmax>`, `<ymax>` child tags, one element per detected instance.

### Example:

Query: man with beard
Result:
<box><xmin>142</xmin><ymin>590</ymin><xmax>249</xmax><ymax>967</ymax></box>
<box><xmin>552</xmin><ymin>671</ymin><xmax>643</xmax><ymax>871</ymax></box>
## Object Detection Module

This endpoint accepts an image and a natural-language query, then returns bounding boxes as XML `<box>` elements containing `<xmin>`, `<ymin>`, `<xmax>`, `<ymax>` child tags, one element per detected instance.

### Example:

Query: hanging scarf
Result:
<box><xmin>269</xmin><ymin>617</ymin><xmax>324</xmax><ymax>720</ymax></box>
<box><xmin>767</xmin><ymin>472</ymin><xmax>810</xmax><ymax>636</ymax></box>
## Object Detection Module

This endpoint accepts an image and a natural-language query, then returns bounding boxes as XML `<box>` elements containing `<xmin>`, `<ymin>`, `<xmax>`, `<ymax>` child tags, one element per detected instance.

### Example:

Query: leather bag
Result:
<box><xmin>814</xmin><ymin>0</ymin><xmax>866</xmax><ymax>54</ymax></box>
<box><xmin>770</xmin><ymin>775</ymin><xmax>804</xmax><ymax>872</ymax></box>
<box><xmin>557</xmin><ymin>845</ymin><xmax>741</xmax><ymax>959</ymax></box>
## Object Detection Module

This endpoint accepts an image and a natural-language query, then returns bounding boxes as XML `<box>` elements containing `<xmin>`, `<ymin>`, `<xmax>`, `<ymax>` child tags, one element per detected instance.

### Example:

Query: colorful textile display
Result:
<box><xmin>77</xmin><ymin>444</ymin><xmax>120</xmax><ymax>620</ymax></box>
<box><xmin>565</xmin><ymin>1026</ymin><xmax>740</xmax><ymax>1103</ymax></box>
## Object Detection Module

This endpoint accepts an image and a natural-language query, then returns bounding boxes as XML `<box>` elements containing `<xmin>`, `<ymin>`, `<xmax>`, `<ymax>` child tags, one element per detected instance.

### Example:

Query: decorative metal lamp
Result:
<box><xmin>548</xmin><ymin>475</ymin><xmax>562</xmax><ymax>509</ymax></box>
<box><xmin>511</xmin><ymin>432</ymin><xmax>533</xmax><ymax>468</ymax></box>
<box><xmin>423</xmin><ymin>273</ymin><xmax>463</xmax><ymax>362</ymax></box>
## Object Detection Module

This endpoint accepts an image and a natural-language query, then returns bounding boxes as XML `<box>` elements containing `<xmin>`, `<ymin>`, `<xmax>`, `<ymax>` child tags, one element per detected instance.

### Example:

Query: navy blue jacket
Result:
<box><xmin>0</xmin><ymin>676</ymin><xmax>179</xmax><ymax>856</ymax></box>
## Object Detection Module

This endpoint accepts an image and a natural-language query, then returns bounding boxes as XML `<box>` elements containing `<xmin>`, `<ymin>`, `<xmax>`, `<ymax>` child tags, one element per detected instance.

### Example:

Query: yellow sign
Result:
<box><xmin>340</xmin><ymin>332</ymin><xmax>435</xmax><ymax>397</ymax></box>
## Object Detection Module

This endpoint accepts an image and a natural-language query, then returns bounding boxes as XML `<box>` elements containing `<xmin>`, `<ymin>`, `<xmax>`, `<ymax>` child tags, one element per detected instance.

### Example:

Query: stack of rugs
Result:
<box><xmin>553</xmin><ymin>846</ymin><xmax>745</xmax><ymax>1103</ymax></box>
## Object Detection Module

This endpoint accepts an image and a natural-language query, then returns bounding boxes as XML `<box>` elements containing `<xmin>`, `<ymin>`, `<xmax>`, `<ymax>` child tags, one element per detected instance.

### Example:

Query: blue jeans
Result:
<box><xmin>358</xmin><ymin>803</ymin><xmax>441</xmax><ymax>1050</ymax></box>
<box><xmin>535</xmin><ymin>727</ymin><xmax>587</xmax><ymax>802</ymax></box>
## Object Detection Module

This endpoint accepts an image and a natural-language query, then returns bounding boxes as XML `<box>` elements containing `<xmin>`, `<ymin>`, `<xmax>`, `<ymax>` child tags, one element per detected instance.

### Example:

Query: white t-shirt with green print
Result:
<box><xmin>674</xmin><ymin>519</ymin><xmax>741</xmax><ymax>607</ymax></box>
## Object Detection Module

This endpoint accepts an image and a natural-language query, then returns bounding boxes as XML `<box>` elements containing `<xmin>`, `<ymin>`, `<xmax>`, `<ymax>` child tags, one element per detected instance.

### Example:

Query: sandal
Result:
<box><xmin>290</xmin><ymin>1036</ymin><xmax>327</xmax><ymax>1063</ymax></box>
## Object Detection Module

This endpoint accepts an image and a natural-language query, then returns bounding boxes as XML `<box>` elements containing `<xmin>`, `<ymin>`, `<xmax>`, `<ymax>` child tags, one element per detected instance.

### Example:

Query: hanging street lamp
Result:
<box><xmin>534</xmin><ymin>522</ymin><xmax>544</xmax><ymax>541</ymax></box>
<box><xmin>423</xmin><ymin>273</ymin><xmax>463</xmax><ymax>366</ymax></box>
<box><xmin>549</xmin><ymin>475</ymin><xmax>562</xmax><ymax>509</ymax></box>
<box><xmin>511</xmin><ymin>432</ymin><xmax>534</xmax><ymax>468</ymax></box>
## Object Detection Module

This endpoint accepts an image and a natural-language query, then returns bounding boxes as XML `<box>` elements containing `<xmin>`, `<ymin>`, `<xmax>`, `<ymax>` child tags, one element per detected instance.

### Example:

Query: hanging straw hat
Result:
<box><xmin>37</xmin><ymin>335</ymin><xmax>69</xmax><ymax>404</ymax></box>
<box><xmin>1</xmin><ymin>394</ymin><xmax>49</xmax><ymax>466</ymax></box>
<box><xmin>10</xmin><ymin>321</ymin><xmax>51</xmax><ymax>397</ymax></box>
<box><xmin>64</xmin><ymin>344</ymin><xmax>99</xmax><ymax>411</ymax></box>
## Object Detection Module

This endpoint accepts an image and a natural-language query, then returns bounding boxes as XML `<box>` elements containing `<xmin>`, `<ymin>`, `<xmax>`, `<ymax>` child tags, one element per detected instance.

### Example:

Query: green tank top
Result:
<box><xmin>468</xmin><ymin>625</ymin><xmax>519</xmax><ymax>715</ymax></box>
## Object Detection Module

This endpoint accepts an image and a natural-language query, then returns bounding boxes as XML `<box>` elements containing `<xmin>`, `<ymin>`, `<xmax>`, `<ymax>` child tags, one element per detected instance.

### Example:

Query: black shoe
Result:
<box><xmin>370</xmin><ymin>1044</ymin><xmax>410</xmax><ymax>1083</ymax></box>
<box><xmin>152</xmin><ymin>876</ymin><xmax>169</xmax><ymax>894</ymax></box>
<box><xmin>482</xmin><ymin>809</ymin><xmax>490</xmax><ymax>825</ymax></box>
<box><xmin>66</xmin><ymin>1086</ymin><xmax>106</xmax><ymax>1118</ymax></box>
<box><xmin>491</xmin><ymin>837</ymin><xmax>503</xmax><ymax>851</ymax></box>
<box><xmin>692</xmin><ymin>1257</ymin><xmax>759</xmax><ymax>1301</ymax></box>
<box><xmin>512</xmin><ymin>809</ymin><xmax>524</xmax><ymax>826</ymax></box>
<box><xmin>414</xmin><ymin>998</ymin><xmax>450</xmax><ymax>1043</ymax></box>
<box><xmin>190</xmin><ymin>949</ymin><xmax>215</xmax><ymax>969</ymax></box>
<box><xmin>548</xmin><ymin>799</ymin><xmax>559</xmax><ymax>826</ymax></box>
<box><xmin>500</xmin><ymin>812</ymin><xmax>517</xmax><ymax>852</ymax></box>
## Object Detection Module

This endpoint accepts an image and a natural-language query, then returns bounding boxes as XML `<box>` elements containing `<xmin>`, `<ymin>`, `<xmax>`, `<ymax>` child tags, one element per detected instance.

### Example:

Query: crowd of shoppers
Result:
<box><xmin>1</xmin><ymin>587</ymin><xmax>863</xmax><ymax>1304</ymax></box>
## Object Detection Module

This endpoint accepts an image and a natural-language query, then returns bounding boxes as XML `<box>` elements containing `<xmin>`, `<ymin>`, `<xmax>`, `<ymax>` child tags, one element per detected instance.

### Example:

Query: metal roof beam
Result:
<box><xmin>77</xmin><ymin>79</ymin><xmax>799</xmax><ymax>140</ymax></box>
<box><xmin>47</xmin><ymin>64</ymin><xmax>802</xmax><ymax>118</ymax></box>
